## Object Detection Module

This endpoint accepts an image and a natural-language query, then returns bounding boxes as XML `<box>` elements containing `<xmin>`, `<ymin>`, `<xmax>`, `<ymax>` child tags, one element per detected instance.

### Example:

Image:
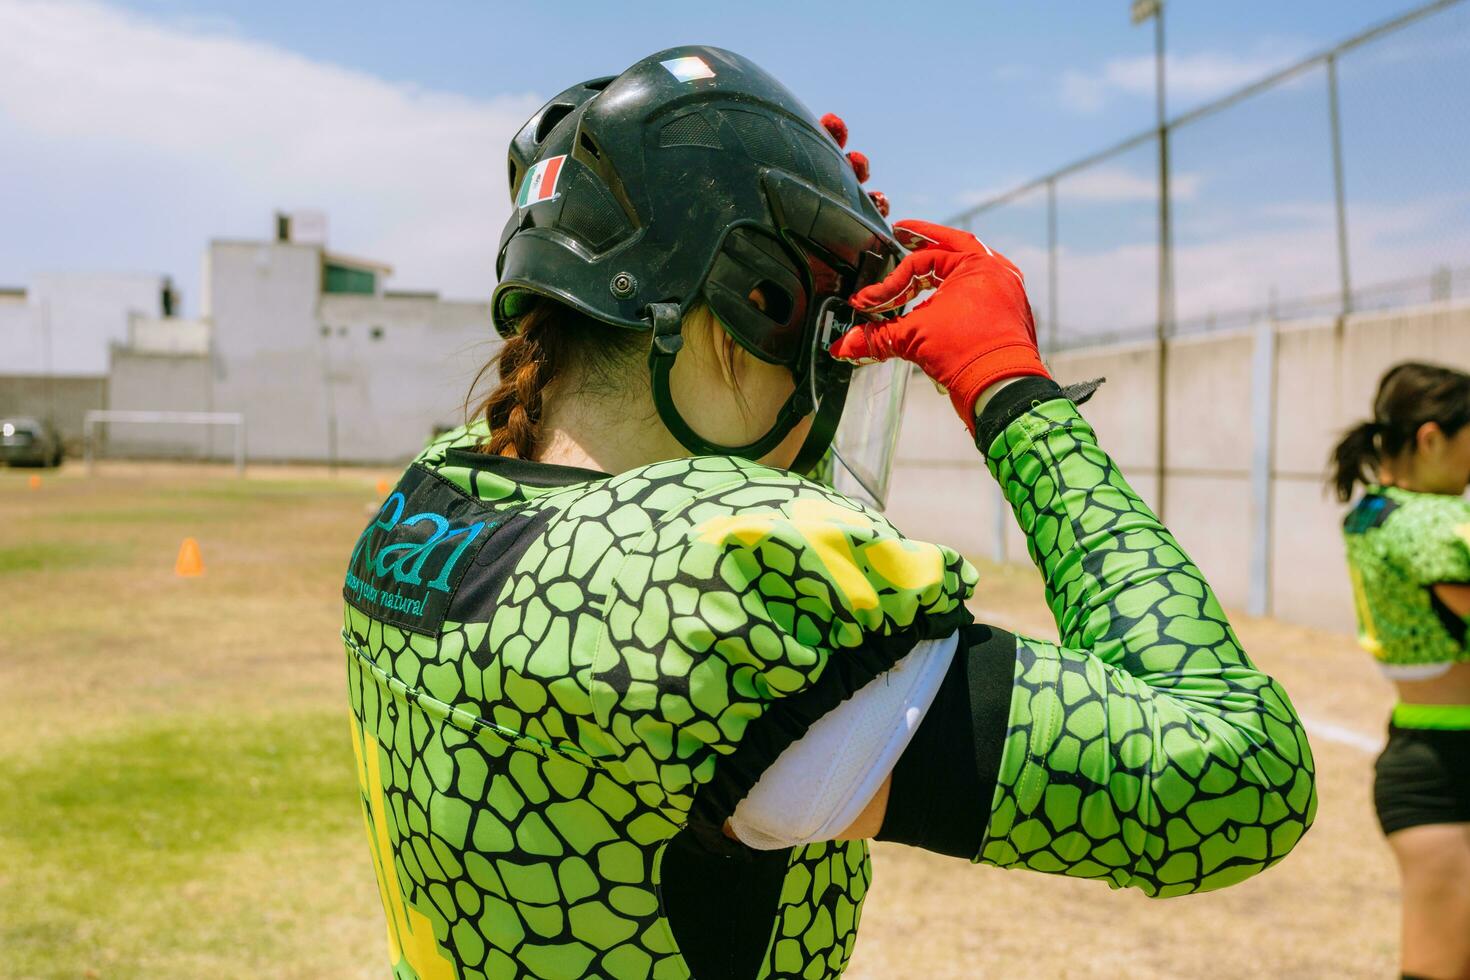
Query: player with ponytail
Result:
<box><xmin>1333</xmin><ymin>361</ymin><xmax>1470</xmax><ymax>980</ymax></box>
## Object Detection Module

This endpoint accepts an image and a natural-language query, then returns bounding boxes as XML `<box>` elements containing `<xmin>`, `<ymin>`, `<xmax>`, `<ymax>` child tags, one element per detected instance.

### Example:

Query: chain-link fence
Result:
<box><xmin>949</xmin><ymin>0</ymin><xmax>1470</xmax><ymax>352</ymax></box>
<box><xmin>897</xmin><ymin>0</ymin><xmax>1470</xmax><ymax>626</ymax></box>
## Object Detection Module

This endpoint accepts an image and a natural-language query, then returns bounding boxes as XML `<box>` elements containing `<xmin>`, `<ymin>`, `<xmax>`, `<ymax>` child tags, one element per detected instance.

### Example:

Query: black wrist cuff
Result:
<box><xmin>972</xmin><ymin>376</ymin><xmax>1105</xmax><ymax>453</ymax></box>
<box><xmin>973</xmin><ymin>377</ymin><xmax>1063</xmax><ymax>452</ymax></box>
<box><xmin>876</xmin><ymin>623</ymin><xmax>1017</xmax><ymax>859</ymax></box>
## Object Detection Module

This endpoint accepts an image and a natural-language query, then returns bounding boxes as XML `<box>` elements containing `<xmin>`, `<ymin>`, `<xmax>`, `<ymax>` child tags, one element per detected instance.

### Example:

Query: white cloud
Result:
<box><xmin>956</xmin><ymin>180</ymin><xmax>1033</xmax><ymax>207</ymax></box>
<box><xmin>1066</xmin><ymin>167</ymin><xmax>1200</xmax><ymax>203</ymax></box>
<box><xmin>1006</xmin><ymin>193</ymin><xmax>1470</xmax><ymax>343</ymax></box>
<box><xmin>0</xmin><ymin>0</ymin><xmax>543</xmax><ymax>304</ymax></box>
<box><xmin>1059</xmin><ymin>45</ymin><xmax>1305</xmax><ymax>114</ymax></box>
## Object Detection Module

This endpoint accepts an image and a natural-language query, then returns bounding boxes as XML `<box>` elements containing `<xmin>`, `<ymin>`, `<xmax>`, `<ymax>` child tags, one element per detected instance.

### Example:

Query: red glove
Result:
<box><xmin>831</xmin><ymin>220</ymin><xmax>1048</xmax><ymax>433</ymax></box>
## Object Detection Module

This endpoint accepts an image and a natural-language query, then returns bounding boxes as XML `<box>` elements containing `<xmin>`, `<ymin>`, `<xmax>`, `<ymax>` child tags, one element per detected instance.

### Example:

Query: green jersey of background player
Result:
<box><xmin>1334</xmin><ymin>361</ymin><xmax>1470</xmax><ymax>980</ymax></box>
<box><xmin>343</xmin><ymin>45</ymin><xmax>1317</xmax><ymax>980</ymax></box>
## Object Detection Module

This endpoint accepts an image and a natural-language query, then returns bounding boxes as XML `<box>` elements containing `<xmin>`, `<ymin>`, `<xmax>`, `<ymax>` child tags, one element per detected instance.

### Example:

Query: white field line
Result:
<box><xmin>970</xmin><ymin>607</ymin><xmax>1384</xmax><ymax>755</ymax></box>
<box><xmin>1299</xmin><ymin>717</ymin><xmax>1384</xmax><ymax>755</ymax></box>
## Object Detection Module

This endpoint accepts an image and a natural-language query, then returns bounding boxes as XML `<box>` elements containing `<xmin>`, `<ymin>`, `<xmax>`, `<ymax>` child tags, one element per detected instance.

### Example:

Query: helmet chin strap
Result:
<box><xmin>646</xmin><ymin>302</ymin><xmax>843</xmax><ymax>468</ymax></box>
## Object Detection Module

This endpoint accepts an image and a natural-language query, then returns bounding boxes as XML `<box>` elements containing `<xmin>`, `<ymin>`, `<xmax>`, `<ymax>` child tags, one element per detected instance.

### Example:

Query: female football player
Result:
<box><xmin>1334</xmin><ymin>361</ymin><xmax>1470</xmax><ymax>980</ymax></box>
<box><xmin>343</xmin><ymin>45</ymin><xmax>1318</xmax><ymax>979</ymax></box>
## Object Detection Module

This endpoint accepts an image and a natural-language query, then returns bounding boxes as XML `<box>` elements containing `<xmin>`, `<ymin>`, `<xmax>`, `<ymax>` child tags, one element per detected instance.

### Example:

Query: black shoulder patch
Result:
<box><xmin>343</xmin><ymin>464</ymin><xmax>510</xmax><ymax>634</ymax></box>
<box><xmin>1343</xmin><ymin>493</ymin><xmax>1399</xmax><ymax>535</ymax></box>
<box><xmin>1429</xmin><ymin>588</ymin><xmax>1470</xmax><ymax>649</ymax></box>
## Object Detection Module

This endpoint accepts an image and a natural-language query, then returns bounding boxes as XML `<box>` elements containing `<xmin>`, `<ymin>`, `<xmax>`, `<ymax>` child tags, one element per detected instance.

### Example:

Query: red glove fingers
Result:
<box><xmin>820</xmin><ymin>112</ymin><xmax>848</xmax><ymax>148</ymax></box>
<box><xmin>833</xmin><ymin>218</ymin><xmax>1048</xmax><ymax>433</ymax></box>
<box><xmin>891</xmin><ymin>220</ymin><xmax>1024</xmax><ymax>283</ymax></box>
<box><xmin>849</xmin><ymin>247</ymin><xmax>967</xmax><ymax>315</ymax></box>
<box><xmin>821</xmin><ymin>113</ymin><xmax>889</xmax><ymax>216</ymax></box>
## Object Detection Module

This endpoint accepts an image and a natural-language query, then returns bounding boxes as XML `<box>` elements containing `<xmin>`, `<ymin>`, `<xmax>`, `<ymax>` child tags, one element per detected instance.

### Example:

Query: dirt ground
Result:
<box><xmin>0</xmin><ymin>463</ymin><xmax>1400</xmax><ymax>978</ymax></box>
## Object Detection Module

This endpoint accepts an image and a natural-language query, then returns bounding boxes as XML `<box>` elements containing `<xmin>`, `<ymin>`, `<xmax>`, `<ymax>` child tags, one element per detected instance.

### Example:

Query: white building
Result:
<box><xmin>0</xmin><ymin>273</ymin><xmax>174</xmax><ymax>440</ymax></box>
<box><xmin>69</xmin><ymin>211</ymin><xmax>498</xmax><ymax>464</ymax></box>
<box><xmin>2</xmin><ymin>271</ymin><xmax>174</xmax><ymax>376</ymax></box>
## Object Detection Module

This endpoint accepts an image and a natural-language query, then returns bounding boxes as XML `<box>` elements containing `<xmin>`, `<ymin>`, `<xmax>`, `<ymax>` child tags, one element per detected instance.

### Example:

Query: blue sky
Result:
<box><xmin>1</xmin><ymin>0</ymin><xmax>1466</xmax><ymax>335</ymax></box>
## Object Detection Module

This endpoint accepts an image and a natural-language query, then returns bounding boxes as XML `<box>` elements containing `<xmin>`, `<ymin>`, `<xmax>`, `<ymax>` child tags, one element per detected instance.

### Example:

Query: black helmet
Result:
<box><xmin>493</xmin><ymin>45</ymin><xmax>899</xmax><ymax>471</ymax></box>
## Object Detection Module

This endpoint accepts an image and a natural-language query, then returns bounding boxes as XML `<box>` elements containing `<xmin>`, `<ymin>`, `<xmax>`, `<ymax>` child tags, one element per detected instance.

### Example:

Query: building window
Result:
<box><xmin>370</xmin><ymin>326</ymin><xmax>385</xmax><ymax>341</ymax></box>
<box><xmin>323</xmin><ymin>262</ymin><xmax>376</xmax><ymax>295</ymax></box>
<box><xmin>319</xmin><ymin>324</ymin><xmax>330</xmax><ymax>337</ymax></box>
<box><xmin>337</xmin><ymin>326</ymin><xmax>348</xmax><ymax>336</ymax></box>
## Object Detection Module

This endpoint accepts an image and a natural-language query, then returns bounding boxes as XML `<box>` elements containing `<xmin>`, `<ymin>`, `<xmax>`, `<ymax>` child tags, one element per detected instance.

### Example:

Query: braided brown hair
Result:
<box><xmin>469</xmin><ymin>299</ymin><xmax>645</xmax><ymax>459</ymax></box>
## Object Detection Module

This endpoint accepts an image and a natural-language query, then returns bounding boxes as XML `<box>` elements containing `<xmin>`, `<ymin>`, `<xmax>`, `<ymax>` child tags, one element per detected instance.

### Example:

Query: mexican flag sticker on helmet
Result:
<box><xmin>661</xmin><ymin>55</ymin><xmax>715</xmax><ymax>82</ymax></box>
<box><xmin>516</xmin><ymin>154</ymin><xmax>566</xmax><ymax>208</ymax></box>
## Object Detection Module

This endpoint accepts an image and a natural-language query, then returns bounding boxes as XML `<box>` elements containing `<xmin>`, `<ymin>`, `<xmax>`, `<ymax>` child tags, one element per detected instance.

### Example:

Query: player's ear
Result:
<box><xmin>1416</xmin><ymin>420</ymin><xmax>1445</xmax><ymax>457</ymax></box>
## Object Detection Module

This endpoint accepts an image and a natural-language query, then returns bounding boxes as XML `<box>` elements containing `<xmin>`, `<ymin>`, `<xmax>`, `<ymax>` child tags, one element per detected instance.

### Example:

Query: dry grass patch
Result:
<box><xmin>0</xmin><ymin>464</ymin><xmax>1403</xmax><ymax>977</ymax></box>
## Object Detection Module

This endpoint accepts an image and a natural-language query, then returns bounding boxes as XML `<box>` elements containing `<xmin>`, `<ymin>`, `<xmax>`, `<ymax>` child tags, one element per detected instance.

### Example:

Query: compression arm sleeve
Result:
<box><xmin>727</xmin><ymin>634</ymin><xmax>958</xmax><ymax>850</ymax></box>
<box><xmin>882</xmin><ymin>378</ymin><xmax>1318</xmax><ymax>897</ymax></box>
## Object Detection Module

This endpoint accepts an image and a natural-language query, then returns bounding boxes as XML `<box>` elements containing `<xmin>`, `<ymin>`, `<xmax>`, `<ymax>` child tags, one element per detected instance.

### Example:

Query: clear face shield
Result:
<box><xmin>807</xmin><ymin>298</ymin><xmax>911</xmax><ymax>510</ymax></box>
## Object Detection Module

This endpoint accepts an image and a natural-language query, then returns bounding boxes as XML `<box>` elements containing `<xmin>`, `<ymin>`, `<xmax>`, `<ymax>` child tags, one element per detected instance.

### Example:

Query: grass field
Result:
<box><xmin>0</xmin><ymin>463</ymin><xmax>1401</xmax><ymax>978</ymax></box>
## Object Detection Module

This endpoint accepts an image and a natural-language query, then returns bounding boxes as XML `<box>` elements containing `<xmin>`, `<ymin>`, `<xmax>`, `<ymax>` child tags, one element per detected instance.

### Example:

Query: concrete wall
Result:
<box><xmin>128</xmin><ymin>315</ymin><xmax>210</xmax><ymax>355</ymax></box>
<box><xmin>6</xmin><ymin>273</ymin><xmax>169</xmax><ymax>375</ymax></box>
<box><xmin>105</xmin><ymin>350</ymin><xmax>215</xmax><ymax>457</ymax></box>
<box><xmin>205</xmin><ymin>240</ymin><xmax>333</xmax><ymax>462</ymax></box>
<box><xmin>1270</xmin><ymin>302</ymin><xmax>1470</xmax><ymax>631</ymax></box>
<box><xmin>883</xmin><ymin>299</ymin><xmax>1470</xmax><ymax>635</ymax></box>
<box><xmin>204</xmin><ymin>241</ymin><xmax>496</xmax><ymax>464</ymax></box>
<box><xmin>885</xmin><ymin>381</ymin><xmax>996</xmax><ymax>562</ymax></box>
<box><xmin>0</xmin><ymin>375</ymin><xmax>107</xmax><ymax>448</ymax></box>
<box><xmin>0</xmin><ymin>292</ymin><xmax>33</xmax><ymax>371</ymax></box>
<box><xmin>317</xmin><ymin>292</ymin><xmax>495</xmax><ymax>464</ymax></box>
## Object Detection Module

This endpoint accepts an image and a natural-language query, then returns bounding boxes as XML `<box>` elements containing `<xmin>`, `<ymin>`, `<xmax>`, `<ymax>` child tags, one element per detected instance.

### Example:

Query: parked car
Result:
<box><xmin>0</xmin><ymin>417</ymin><xmax>64</xmax><ymax>467</ymax></box>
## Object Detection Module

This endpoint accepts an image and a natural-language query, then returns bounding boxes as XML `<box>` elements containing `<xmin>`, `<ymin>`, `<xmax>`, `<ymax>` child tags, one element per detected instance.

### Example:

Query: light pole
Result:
<box><xmin>1132</xmin><ymin>0</ymin><xmax>1172</xmax><ymax>519</ymax></box>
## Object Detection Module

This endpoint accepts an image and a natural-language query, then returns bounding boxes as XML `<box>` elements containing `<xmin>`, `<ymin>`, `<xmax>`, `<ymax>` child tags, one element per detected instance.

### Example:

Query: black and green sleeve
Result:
<box><xmin>881</xmin><ymin>379</ymin><xmax>1317</xmax><ymax>897</ymax></box>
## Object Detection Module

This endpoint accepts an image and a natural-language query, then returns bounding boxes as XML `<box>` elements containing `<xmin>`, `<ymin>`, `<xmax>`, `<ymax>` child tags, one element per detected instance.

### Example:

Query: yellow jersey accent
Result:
<box><xmin>695</xmin><ymin>498</ymin><xmax>895</xmax><ymax>612</ymax></box>
<box><xmin>863</xmin><ymin>536</ymin><xmax>945</xmax><ymax>592</ymax></box>
<box><xmin>349</xmin><ymin>713</ymin><xmax>457</xmax><ymax>980</ymax></box>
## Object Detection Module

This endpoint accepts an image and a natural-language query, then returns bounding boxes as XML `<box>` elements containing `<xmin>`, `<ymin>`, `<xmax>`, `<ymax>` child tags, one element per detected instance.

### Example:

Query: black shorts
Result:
<box><xmin>1374</xmin><ymin>724</ymin><xmax>1470</xmax><ymax>836</ymax></box>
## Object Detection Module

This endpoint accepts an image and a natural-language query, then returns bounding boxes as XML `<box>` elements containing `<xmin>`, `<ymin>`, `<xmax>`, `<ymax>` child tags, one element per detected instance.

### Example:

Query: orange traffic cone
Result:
<box><xmin>175</xmin><ymin>537</ymin><xmax>204</xmax><ymax>577</ymax></box>
<box><xmin>28</xmin><ymin>474</ymin><xmax>41</xmax><ymax>490</ymax></box>
<box><xmin>375</xmin><ymin>478</ymin><xmax>391</xmax><ymax>497</ymax></box>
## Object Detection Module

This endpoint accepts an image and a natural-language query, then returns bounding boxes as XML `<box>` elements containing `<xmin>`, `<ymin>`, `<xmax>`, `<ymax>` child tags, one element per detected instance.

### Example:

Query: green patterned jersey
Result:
<box><xmin>975</xmin><ymin>396</ymin><xmax>1316</xmax><ymax>896</ymax></box>
<box><xmin>344</xmin><ymin>423</ymin><xmax>976</xmax><ymax>980</ymax></box>
<box><xmin>343</xmin><ymin>392</ymin><xmax>1318</xmax><ymax>978</ymax></box>
<box><xmin>1342</xmin><ymin>485</ymin><xmax>1470</xmax><ymax>668</ymax></box>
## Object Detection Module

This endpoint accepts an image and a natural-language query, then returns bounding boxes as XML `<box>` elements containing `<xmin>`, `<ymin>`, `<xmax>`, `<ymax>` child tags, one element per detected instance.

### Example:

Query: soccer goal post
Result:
<box><xmin>82</xmin><ymin>410</ymin><xmax>247</xmax><ymax>475</ymax></box>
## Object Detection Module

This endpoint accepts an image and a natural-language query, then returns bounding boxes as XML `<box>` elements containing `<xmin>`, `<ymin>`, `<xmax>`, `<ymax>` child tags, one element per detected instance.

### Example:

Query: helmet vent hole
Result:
<box><xmin>659</xmin><ymin>112</ymin><xmax>722</xmax><ymax>149</ymax></box>
<box><xmin>559</xmin><ymin>167</ymin><xmax>630</xmax><ymax>251</ymax></box>
<box><xmin>507</xmin><ymin>157</ymin><xmax>520</xmax><ymax>196</ymax></box>
<box><xmin>796</xmin><ymin>133</ymin><xmax>849</xmax><ymax>196</ymax></box>
<box><xmin>750</xmin><ymin>281</ymin><xmax>793</xmax><ymax>324</ymax></box>
<box><xmin>535</xmin><ymin>102</ymin><xmax>575</xmax><ymax>143</ymax></box>
<box><xmin>579</xmin><ymin>131</ymin><xmax>602</xmax><ymax>160</ymax></box>
<box><xmin>722</xmin><ymin>109</ymin><xmax>793</xmax><ymax>169</ymax></box>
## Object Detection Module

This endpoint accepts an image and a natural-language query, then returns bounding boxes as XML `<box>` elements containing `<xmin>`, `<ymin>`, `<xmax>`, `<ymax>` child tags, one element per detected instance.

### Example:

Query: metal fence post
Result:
<box><xmin>1327</xmin><ymin>53</ymin><xmax>1353</xmax><ymax>316</ymax></box>
<box><xmin>1046</xmin><ymin>178</ymin><xmax>1059</xmax><ymax>355</ymax></box>
<box><xmin>1153</xmin><ymin>7</ymin><xmax>1173</xmax><ymax>522</ymax></box>
<box><xmin>1248</xmin><ymin>316</ymin><xmax>1278</xmax><ymax>616</ymax></box>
